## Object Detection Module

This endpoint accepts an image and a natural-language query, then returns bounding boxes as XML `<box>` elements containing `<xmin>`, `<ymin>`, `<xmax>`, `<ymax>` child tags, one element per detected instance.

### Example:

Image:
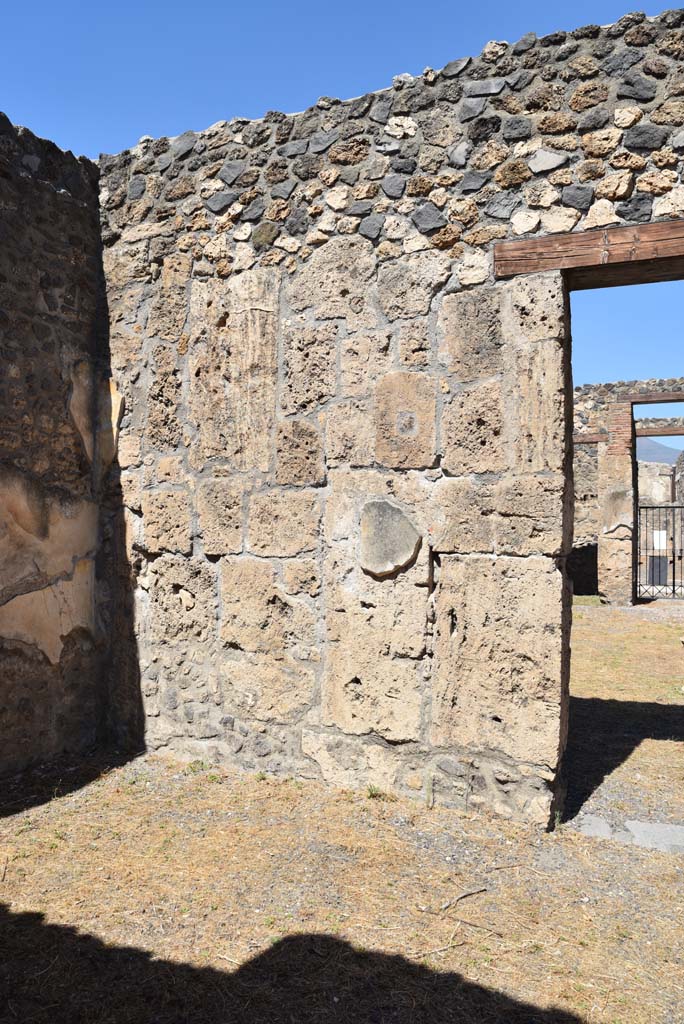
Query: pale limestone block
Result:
<box><xmin>511</xmin><ymin>209</ymin><xmax>541</xmax><ymax>235</ymax></box>
<box><xmin>196</xmin><ymin>479</ymin><xmax>243</xmax><ymax>557</ymax></box>
<box><xmin>653</xmin><ymin>185</ymin><xmax>684</xmax><ymax>217</ymax></box>
<box><xmin>377</xmin><ymin>251</ymin><xmax>450</xmax><ymax>319</ymax></box>
<box><xmin>456</xmin><ymin>251</ymin><xmax>490</xmax><ymax>286</ymax></box>
<box><xmin>540</xmin><ymin>207</ymin><xmax>580</xmax><ymax>233</ymax></box>
<box><xmin>437</xmin><ymin>287</ymin><xmax>503</xmax><ymax>381</ymax></box>
<box><xmin>375</xmin><ymin>371</ymin><xmax>437</xmax><ymax>469</ymax></box>
<box><xmin>276</xmin><ymin>419</ymin><xmax>325</xmax><ymax>486</ymax></box>
<box><xmin>430</xmin><ymin>554</ymin><xmax>566</xmax><ymax>767</ymax></box>
<box><xmin>583</xmin><ymin>199</ymin><xmax>619</xmax><ymax>228</ymax></box>
<box><xmin>141</xmin><ymin>490</ymin><xmax>192</xmax><ymax>555</ymax></box>
<box><xmin>326</xmin><ymin>399</ymin><xmax>375</xmax><ymax>467</ymax></box>
<box><xmin>441</xmin><ymin>381</ymin><xmax>504</xmax><ymax>476</ymax></box>
<box><xmin>248</xmin><ymin>489</ymin><xmax>321</xmax><ymax>557</ymax></box>
<box><xmin>188</xmin><ymin>268</ymin><xmax>280</xmax><ymax>471</ymax></box>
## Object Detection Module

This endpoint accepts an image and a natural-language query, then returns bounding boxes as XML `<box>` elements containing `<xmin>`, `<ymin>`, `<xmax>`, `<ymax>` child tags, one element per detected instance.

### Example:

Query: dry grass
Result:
<box><xmin>0</xmin><ymin>605</ymin><xmax>683</xmax><ymax>1022</ymax></box>
<box><xmin>568</xmin><ymin>601</ymin><xmax>684</xmax><ymax>824</ymax></box>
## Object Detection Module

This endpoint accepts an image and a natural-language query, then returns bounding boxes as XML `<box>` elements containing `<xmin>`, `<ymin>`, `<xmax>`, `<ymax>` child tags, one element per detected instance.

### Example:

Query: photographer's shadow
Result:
<box><xmin>0</xmin><ymin>903</ymin><xmax>585</xmax><ymax>1023</ymax></box>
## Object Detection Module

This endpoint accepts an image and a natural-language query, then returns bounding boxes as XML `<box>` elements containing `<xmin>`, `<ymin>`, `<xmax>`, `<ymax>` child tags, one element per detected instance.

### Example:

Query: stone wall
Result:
<box><xmin>676</xmin><ymin>451</ymin><xmax>684</xmax><ymax>500</ymax></box>
<box><xmin>638</xmin><ymin>460</ymin><xmax>674</xmax><ymax>502</ymax></box>
<box><xmin>98</xmin><ymin>8</ymin><xmax>684</xmax><ymax>824</ymax></box>
<box><xmin>0</xmin><ymin>116</ymin><xmax>107</xmax><ymax>773</ymax></box>
<box><xmin>6</xmin><ymin>8</ymin><xmax>684</xmax><ymax>821</ymax></box>
<box><xmin>571</xmin><ymin>377</ymin><xmax>684</xmax><ymax>601</ymax></box>
<box><xmin>574</xmin><ymin>377</ymin><xmax>684</xmax><ymax>437</ymax></box>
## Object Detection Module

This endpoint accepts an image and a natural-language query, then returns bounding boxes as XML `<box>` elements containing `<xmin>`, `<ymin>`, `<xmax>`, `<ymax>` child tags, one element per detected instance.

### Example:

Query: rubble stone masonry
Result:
<box><xmin>5</xmin><ymin>9</ymin><xmax>684</xmax><ymax>821</ymax></box>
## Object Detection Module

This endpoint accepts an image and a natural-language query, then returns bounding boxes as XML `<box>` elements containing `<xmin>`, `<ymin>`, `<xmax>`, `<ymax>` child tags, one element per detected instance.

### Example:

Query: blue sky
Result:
<box><xmin>572</xmin><ymin>284</ymin><xmax>684</xmax><ymax>450</ymax></box>
<box><xmin>2</xmin><ymin>0</ymin><xmax>680</xmax><ymax>439</ymax></box>
<box><xmin>1</xmin><ymin>0</ymin><xmax>672</xmax><ymax>159</ymax></box>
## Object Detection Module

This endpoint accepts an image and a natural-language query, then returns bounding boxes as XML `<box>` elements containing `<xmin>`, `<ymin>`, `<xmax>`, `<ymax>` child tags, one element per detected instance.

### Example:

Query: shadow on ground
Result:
<box><xmin>0</xmin><ymin>751</ymin><xmax>137</xmax><ymax>820</ymax></box>
<box><xmin>563</xmin><ymin>695</ymin><xmax>684</xmax><ymax>821</ymax></box>
<box><xmin>0</xmin><ymin>903</ymin><xmax>583</xmax><ymax>1024</ymax></box>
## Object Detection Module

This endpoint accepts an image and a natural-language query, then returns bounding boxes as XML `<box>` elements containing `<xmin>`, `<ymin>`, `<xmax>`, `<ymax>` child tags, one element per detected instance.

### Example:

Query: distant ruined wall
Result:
<box><xmin>638</xmin><ymin>460</ymin><xmax>674</xmax><ymax>502</ymax></box>
<box><xmin>676</xmin><ymin>451</ymin><xmax>684</xmax><ymax>500</ymax></box>
<box><xmin>0</xmin><ymin>116</ymin><xmax>107</xmax><ymax>773</ymax></box>
<box><xmin>573</xmin><ymin>379</ymin><xmax>684</xmax><ymax>557</ymax></box>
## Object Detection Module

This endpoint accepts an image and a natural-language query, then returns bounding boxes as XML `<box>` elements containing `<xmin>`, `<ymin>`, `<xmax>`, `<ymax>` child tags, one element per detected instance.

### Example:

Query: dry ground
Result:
<box><xmin>566</xmin><ymin>599</ymin><xmax>684</xmax><ymax>825</ymax></box>
<box><xmin>0</xmin><ymin>603</ymin><xmax>683</xmax><ymax>1024</ymax></box>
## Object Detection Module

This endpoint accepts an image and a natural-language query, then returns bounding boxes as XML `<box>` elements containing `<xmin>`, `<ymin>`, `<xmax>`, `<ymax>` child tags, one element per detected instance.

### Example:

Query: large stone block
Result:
<box><xmin>437</xmin><ymin>287</ymin><xmax>504</xmax><ymax>381</ymax></box>
<box><xmin>248</xmin><ymin>489</ymin><xmax>321</xmax><ymax>556</ymax></box>
<box><xmin>441</xmin><ymin>381</ymin><xmax>504</xmax><ymax>475</ymax></box>
<box><xmin>377</xmin><ymin>252</ymin><xmax>450</xmax><ymax>320</ymax></box>
<box><xmin>218</xmin><ymin>655</ymin><xmax>315</xmax><ymax>725</ymax></box>
<box><xmin>276</xmin><ymin>419</ymin><xmax>325</xmax><ymax>486</ymax></box>
<box><xmin>281</xmin><ymin>320</ymin><xmax>338</xmax><ymax>415</ymax></box>
<box><xmin>321</xmin><ymin>469</ymin><xmax>430</xmax><ymax>744</ymax></box>
<box><xmin>493</xmin><ymin>473</ymin><xmax>566</xmax><ymax>556</ymax></box>
<box><xmin>146</xmin><ymin>344</ymin><xmax>183</xmax><ymax>450</ymax></box>
<box><xmin>340</xmin><ymin>330</ymin><xmax>393</xmax><ymax>395</ymax></box>
<box><xmin>146</xmin><ymin>253</ymin><xmax>191</xmax><ymax>341</ymax></box>
<box><xmin>196</xmin><ymin>479</ymin><xmax>243</xmax><ymax>557</ymax></box>
<box><xmin>375</xmin><ymin>371</ymin><xmax>437</xmax><ymax>469</ymax></box>
<box><xmin>148</xmin><ymin>555</ymin><xmax>217</xmax><ymax>644</ymax></box>
<box><xmin>188</xmin><ymin>269</ymin><xmax>279</xmax><ymax>471</ymax></box>
<box><xmin>141</xmin><ymin>489</ymin><xmax>192</xmax><ymax>555</ymax></box>
<box><xmin>325</xmin><ymin>400</ymin><xmax>374</xmax><ymax>467</ymax></box>
<box><xmin>286</xmin><ymin>235</ymin><xmax>376</xmax><ymax>320</ymax></box>
<box><xmin>302</xmin><ymin>730</ymin><xmax>401</xmax><ymax>791</ymax></box>
<box><xmin>431</xmin><ymin>554</ymin><xmax>566</xmax><ymax>770</ymax></box>
<box><xmin>502</xmin><ymin>272</ymin><xmax>567</xmax><ymax>343</ymax></box>
<box><xmin>219</xmin><ymin>556</ymin><xmax>317</xmax><ymax>657</ymax></box>
<box><xmin>430</xmin><ymin>477</ymin><xmax>496</xmax><ymax>553</ymax></box>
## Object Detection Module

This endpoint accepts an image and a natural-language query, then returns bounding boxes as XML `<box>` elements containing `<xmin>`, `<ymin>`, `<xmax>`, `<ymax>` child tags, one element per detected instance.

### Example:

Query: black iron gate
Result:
<box><xmin>637</xmin><ymin>506</ymin><xmax>684</xmax><ymax>599</ymax></box>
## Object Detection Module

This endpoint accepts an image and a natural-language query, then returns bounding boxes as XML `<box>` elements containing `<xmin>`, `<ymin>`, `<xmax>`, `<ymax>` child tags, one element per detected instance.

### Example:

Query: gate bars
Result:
<box><xmin>637</xmin><ymin>505</ymin><xmax>684</xmax><ymax>599</ymax></box>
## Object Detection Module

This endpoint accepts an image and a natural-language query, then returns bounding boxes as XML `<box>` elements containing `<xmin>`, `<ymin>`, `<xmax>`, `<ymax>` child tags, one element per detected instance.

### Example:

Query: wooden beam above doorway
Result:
<box><xmin>493</xmin><ymin>219</ymin><xmax>684</xmax><ymax>289</ymax></box>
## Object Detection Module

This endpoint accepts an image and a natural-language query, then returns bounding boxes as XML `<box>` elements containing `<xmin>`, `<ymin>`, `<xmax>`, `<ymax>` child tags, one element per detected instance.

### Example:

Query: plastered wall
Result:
<box><xmin>0</xmin><ymin>117</ymin><xmax>107</xmax><ymax>772</ymax></box>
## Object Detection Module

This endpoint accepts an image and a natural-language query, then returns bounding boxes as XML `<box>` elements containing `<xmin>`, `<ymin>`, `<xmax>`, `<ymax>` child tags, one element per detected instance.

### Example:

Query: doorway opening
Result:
<box><xmin>563</xmin><ymin>280</ymin><xmax>684</xmax><ymax>837</ymax></box>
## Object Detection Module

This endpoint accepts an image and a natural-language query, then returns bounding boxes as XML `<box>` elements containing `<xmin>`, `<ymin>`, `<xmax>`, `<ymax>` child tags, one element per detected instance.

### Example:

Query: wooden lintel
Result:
<box><xmin>635</xmin><ymin>425</ymin><xmax>684</xmax><ymax>437</ymax></box>
<box><xmin>617</xmin><ymin>391</ymin><xmax>684</xmax><ymax>405</ymax></box>
<box><xmin>494</xmin><ymin>219</ymin><xmax>684</xmax><ymax>282</ymax></box>
<box><xmin>573</xmin><ymin>432</ymin><xmax>606</xmax><ymax>445</ymax></box>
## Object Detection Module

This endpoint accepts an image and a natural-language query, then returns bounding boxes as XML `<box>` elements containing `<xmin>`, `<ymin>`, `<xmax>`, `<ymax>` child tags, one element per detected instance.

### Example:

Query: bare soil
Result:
<box><xmin>0</xmin><ymin>602</ymin><xmax>683</xmax><ymax>1023</ymax></box>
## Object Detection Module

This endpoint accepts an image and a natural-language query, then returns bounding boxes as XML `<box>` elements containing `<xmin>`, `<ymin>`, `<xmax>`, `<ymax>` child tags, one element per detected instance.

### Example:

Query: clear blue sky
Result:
<box><xmin>0</xmin><ymin>0</ymin><xmax>672</xmax><ymax>159</ymax></box>
<box><xmin>2</xmin><ymin>0</ymin><xmax>680</xmax><ymax>435</ymax></box>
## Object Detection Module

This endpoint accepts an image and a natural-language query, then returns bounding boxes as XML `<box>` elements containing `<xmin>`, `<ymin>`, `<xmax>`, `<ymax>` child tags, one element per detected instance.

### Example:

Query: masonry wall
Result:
<box><xmin>677</xmin><ymin>451</ymin><xmax>684</xmax><ymax>499</ymax></box>
<box><xmin>93</xmin><ymin>8</ymin><xmax>684</xmax><ymax>823</ymax></box>
<box><xmin>572</xmin><ymin>377</ymin><xmax>684</xmax><ymax>601</ymax></box>
<box><xmin>0</xmin><ymin>117</ymin><xmax>106</xmax><ymax>773</ymax></box>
